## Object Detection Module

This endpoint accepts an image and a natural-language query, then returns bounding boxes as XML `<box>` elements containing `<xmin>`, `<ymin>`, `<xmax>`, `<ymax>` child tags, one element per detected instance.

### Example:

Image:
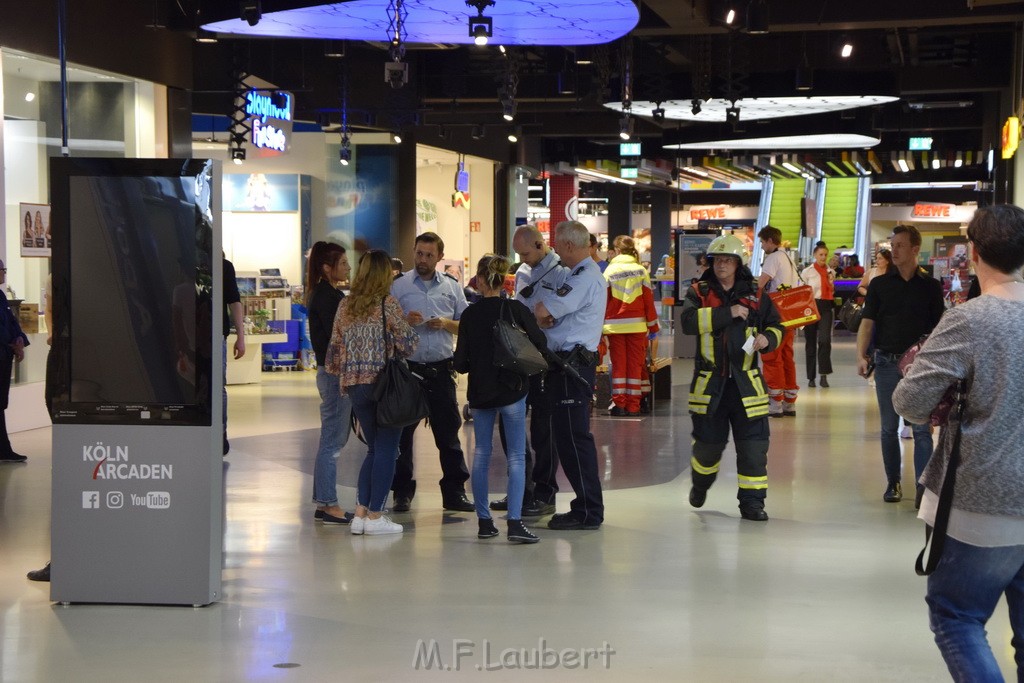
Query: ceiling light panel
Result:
<box><xmin>664</xmin><ymin>134</ymin><xmax>882</xmax><ymax>150</ymax></box>
<box><xmin>606</xmin><ymin>96</ymin><xmax>898</xmax><ymax>123</ymax></box>
<box><xmin>204</xmin><ymin>0</ymin><xmax>639</xmax><ymax>45</ymax></box>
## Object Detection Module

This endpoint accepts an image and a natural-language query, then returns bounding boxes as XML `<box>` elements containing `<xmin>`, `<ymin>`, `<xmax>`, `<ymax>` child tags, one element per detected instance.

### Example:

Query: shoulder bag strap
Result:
<box><xmin>916</xmin><ymin>382</ymin><xmax>967</xmax><ymax>576</ymax></box>
<box><xmin>780</xmin><ymin>250</ymin><xmax>806</xmax><ymax>286</ymax></box>
<box><xmin>380</xmin><ymin>295</ymin><xmax>392</xmax><ymax>360</ymax></box>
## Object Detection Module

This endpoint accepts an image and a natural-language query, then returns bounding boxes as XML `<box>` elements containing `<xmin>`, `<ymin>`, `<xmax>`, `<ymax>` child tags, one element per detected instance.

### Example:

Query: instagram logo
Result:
<box><xmin>106</xmin><ymin>491</ymin><xmax>124</xmax><ymax>509</ymax></box>
<box><xmin>82</xmin><ymin>491</ymin><xmax>100</xmax><ymax>509</ymax></box>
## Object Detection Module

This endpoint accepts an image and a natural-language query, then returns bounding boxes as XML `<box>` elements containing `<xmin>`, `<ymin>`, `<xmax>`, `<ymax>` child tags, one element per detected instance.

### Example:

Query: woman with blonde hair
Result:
<box><xmin>857</xmin><ymin>248</ymin><xmax>892</xmax><ymax>297</ymax></box>
<box><xmin>305</xmin><ymin>241</ymin><xmax>352</xmax><ymax>524</ymax></box>
<box><xmin>603</xmin><ymin>235</ymin><xmax>659</xmax><ymax>416</ymax></box>
<box><xmin>326</xmin><ymin>250</ymin><xmax>418</xmax><ymax>535</ymax></box>
<box><xmin>454</xmin><ymin>254</ymin><xmax>547</xmax><ymax>543</ymax></box>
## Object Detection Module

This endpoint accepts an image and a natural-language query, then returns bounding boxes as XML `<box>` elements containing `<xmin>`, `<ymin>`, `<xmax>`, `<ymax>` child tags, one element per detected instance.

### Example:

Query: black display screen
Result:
<box><xmin>50</xmin><ymin>158</ymin><xmax>217</xmax><ymax>426</ymax></box>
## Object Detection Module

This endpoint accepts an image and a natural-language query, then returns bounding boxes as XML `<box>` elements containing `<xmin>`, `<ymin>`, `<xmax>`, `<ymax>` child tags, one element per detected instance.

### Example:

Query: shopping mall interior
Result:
<box><xmin>2</xmin><ymin>1</ymin><xmax>1024</xmax><ymax>680</ymax></box>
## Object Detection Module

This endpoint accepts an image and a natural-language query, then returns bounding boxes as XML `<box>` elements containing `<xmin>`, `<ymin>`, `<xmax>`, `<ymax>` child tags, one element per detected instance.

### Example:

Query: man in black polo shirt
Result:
<box><xmin>856</xmin><ymin>225</ymin><xmax>944</xmax><ymax>506</ymax></box>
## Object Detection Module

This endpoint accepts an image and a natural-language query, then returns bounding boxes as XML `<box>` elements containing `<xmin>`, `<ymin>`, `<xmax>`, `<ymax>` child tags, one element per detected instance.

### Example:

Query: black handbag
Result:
<box><xmin>372</xmin><ymin>298</ymin><xmax>429</xmax><ymax>428</ymax></box>
<box><xmin>838</xmin><ymin>298</ymin><xmax>863</xmax><ymax>333</ymax></box>
<box><xmin>492</xmin><ymin>298</ymin><xmax>549</xmax><ymax>376</ymax></box>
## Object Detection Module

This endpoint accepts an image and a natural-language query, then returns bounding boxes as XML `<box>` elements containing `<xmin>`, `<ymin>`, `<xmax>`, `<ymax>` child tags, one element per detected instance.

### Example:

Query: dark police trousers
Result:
<box><xmin>690</xmin><ymin>378</ymin><xmax>769</xmax><ymax>505</ymax></box>
<box><xmin>533</xmin><ymin>363</ymin><xmax>604</xmax><ymax>525</ymax></box>
<box><xmin>392</xmin><ymin>359</ymin><xmax>470</xmax><ymax>500</ymax></box>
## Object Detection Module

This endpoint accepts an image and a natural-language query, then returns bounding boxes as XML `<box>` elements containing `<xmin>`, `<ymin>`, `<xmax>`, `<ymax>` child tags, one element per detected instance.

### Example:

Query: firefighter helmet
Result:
<box><xmin>706</xmin><ymin>234</ymin><xmax>750</xmax><ymax>265</ymax></box>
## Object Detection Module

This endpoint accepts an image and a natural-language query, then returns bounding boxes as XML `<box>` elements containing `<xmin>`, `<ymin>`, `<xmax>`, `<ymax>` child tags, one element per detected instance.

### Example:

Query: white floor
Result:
<box><xmin>0</xmin><ymin>337</ymin><xmax>1012</xmax><ymax>681</ymax></box>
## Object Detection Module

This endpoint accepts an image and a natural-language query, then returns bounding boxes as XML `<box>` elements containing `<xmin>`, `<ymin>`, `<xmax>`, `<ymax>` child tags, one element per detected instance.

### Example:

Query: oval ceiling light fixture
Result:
<box><xmin>606</xmin><ymin>96</ymin><xmax>899</xmax><ymax>123</ymax></box>
<box><xmin>662</xmin><ymin>133</ymin><xmax>882</xmax><ymax>151</ymax></box>
<box><xmin>202</xmin><ymin>0</ymin><xmax>639</xmax><ymax>46</ymax></box>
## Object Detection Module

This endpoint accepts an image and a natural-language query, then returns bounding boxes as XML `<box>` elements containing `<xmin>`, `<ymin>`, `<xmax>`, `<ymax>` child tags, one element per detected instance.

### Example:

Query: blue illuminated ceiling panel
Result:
<box><xmin>203</xmin><ymin>0</ymin><xmax>639</xmax><ymax>46</ymax></box>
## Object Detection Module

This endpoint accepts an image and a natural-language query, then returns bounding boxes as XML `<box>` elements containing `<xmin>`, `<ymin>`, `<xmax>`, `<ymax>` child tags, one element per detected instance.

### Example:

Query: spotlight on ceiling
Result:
<box><xmin>840</xmin><ymin>36</ymin><xmax>854</xmax><ymax>58</ymax></box>
<box><xmin>230</xmin><ymin>147</ymin><xmax>246</xmax><ymax>165</ymax></box>
<box><xmin>471</xmin><ymin>125</ymin><xmax>485</xmax><ymax>140</ymax></box>
<box><xmin>508</xmin><ymin>126</ymin><xmax>522</xmax><ymax>143</ymax></box>
<box><xmin>392</xmin><ymin>132</ymin><xmax>403</xmax><ymax>144</ymax></box>
<box><xmin>652</xmin><ymin>104</ymin><xmax>666</xmax><ymax>122</ymax></box>
<box><xmin>502</xmin><ymin>100</ymin><xmax>516</xmax><ymax>122</ymax></box>
<box><xmin>24</xmin><ymin>92</ymin><xmax>35</xmax><ymax>102</ymax></box>
<box><xmin>726</xmin><ymin>105</ymin><xmax>741</xmax><ymax>125</ymax></box>
<box><xmin>619</xmin><ymin>115</ymin><xmax>634</xmax><ymax>140</ymax></box>
<box><xmin>340</xmin><ymin>134</ymin><xmax>351</xmax><ymax>165</ymax></box>
<box><xmin>467</xmin><ymin>0</ymin><xmax>495</xmax><ymax>46</ymax></box>
<box><xmin>240</xmin><ymin>0</ymin><xmax>262</xmax><ymax>27</ymax></box>
<box><xmin>745</xmin><ymin>0</ymin><xmax>769</xmax><ymax>34</ymax></box>
<box><xmin>690</xmin><ymin>99</ymin><xmax>702</xmax><ymax>116</ymax></box>
<box><xmin>725</xmin><ymin>8</ymin><xmax>736</xmax><ymax>25</ymax></box>
<box><xmin>795</xmin><ymin>65</ymin><xmax>814</xmax><ymax>91</ymax></box>
<box><xmin>324</xmin><ymin>40</ymin><xmax>345</xmax><ymax>58</ymax></box>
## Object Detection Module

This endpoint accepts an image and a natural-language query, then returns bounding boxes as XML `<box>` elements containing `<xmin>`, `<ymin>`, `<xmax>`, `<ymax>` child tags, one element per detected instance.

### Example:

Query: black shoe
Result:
<box><xmin>489</xmin><ymin>496</ymin><xmax>509</xmax><ymax>511</ymax></box>
<box><xmin>609</xmin><ymin>406</ymin><xmax>627</xmax><ymax>417</ymax></box>
<box><xmin>639</xmin><ymin>396</ymin><xmax>652</xmax><ymax>414</ymax></box>
<box><xmin>393</xmin><ymin>496</ymin><xmax>412</xmax><ymax>513</ymax></box>
<box><xmin>27</xmin><ymin>563</ymin><xmax>50</xmax><ymax>582</ymax></box>
<box><xmin>322</xmin><ymin>510</ymin><xmax>354</xmax><ymax>525</ymax></box>
<box><xmin>521</xmin><ymin>500</ymin><xmax>556</xmax><ymax>517</ymax></box>
<box><xmin>769</xmin><ymin>412</ymin><xmax>785</xmax><ymax>419</ymax></box>
<box><xmin>314</xmin><ymin>509</ymin><xmax>324</xmax><ymax>520</ymax></box>
<box><xmin>547</xmin><ymin>512</ymin><xmax>601</xmax><ymax>530</ymax></box>
<box><xmin>442</xmin><ymin>493</ymin><xmax>475</xmax><ymax>512</ymax></box>
<box><xmin>223</xmin><ymin>436</ymin><xmax>229</xmax><ymax>456</ymax></box>
<box><xmin>689</xmin><ymin>487</ymin><xmax>707</xmax><ymax>508</ymax></box>
<box><xmin>783</xmin><ymin>410</ymin><xmax>796</xmax><ymax>417</ymax></box>
<box><xmin>478</xmin><ymin>518</ymin><xmax>499</xmax><ymax>539</ymax></box>
<box><xmin>507</xmin><ymin>519</ymin><xmax>540</xmax><ymax>544</ymax></box>
<box><xmin>739</xmin><ymin>506</ymin><xmax>769</xmax><ymax>521</ymax></box>
<box><xmin>883</xmin><ymin>479</ymin><xmax>903</xmax><ymax>503</ymax></box>
<box><xmin>820</xmin><ymin>375</ymin><xmax>829</xmax><ymax>388</ymax></box>
<box><xmin>915</xmin><ymin>484</ymin><xmax>925</xmax><ymax>510</ymax></box>
<box><xmin>807</xmin><ymin>378</ymin><xmax>816</xmax><ymax>388</ymax></box>
<box><xmin>0</xmin><ymin>452</ymin><xmax>27</xmax><ymax>462</ymax></box>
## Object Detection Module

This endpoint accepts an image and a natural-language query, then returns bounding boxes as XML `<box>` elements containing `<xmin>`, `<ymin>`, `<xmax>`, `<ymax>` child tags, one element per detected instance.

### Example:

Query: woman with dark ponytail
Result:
<box><xmin>454</xmin><ymin>254</ymin><xmax>548</xmax><ymax>544</ymax></box>
<box><xmin>305</xmin><ymin>241</ymin><xmax>353</xmax><ymax>524</ymax></box>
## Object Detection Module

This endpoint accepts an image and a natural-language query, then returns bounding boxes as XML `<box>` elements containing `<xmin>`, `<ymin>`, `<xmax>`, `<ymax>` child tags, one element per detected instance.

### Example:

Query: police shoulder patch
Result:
<box><xmin>556</xmin><ymin>283</ymin><xmax>573</xmax><ymax>297</ymax></box>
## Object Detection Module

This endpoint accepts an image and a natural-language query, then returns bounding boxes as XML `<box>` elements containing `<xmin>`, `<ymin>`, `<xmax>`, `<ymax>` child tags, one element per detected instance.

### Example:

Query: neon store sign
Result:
<box><xmin>245</xmin><ymin>90</ymin><xmax>293</xmax><ymax>154</ymax></box>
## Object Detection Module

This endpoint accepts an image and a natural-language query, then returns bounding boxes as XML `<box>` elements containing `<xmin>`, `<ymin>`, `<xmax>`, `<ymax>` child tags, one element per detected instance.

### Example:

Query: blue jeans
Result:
<box><xmin>927</xmin><ymin>536</ymin><xmax>1024</xmax><ymax>681</ymax></box>
<box><xmin>471</xmin><ymin>397</ymin><xmax>527</xmax><ymax>521</ymax></box>
<box><xmin>873</xmin><ymin>352</ymin><xmax>933</xmax><ymax>482</ymax></box>
<box><xmin>348</xmin><ymin>383</ymin><xmax>402</xmax><ymax>513</ymax></box>
<box><xmin>312</xmin><ymin>367</ymin><xmax>352</xmax><ymax>506</ymax></box>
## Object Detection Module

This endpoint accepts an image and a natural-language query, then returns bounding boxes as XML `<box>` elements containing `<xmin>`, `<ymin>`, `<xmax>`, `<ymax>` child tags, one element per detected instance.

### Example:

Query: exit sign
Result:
<box><xmin>909</xmin><ymin>137</ymin><xmax>933</xmax><ymax>151</ymax></box>
<box><xmin>619</xmin><ymin>142</ymin><xmax>641</xmax><ymax>156</ymax></box>
<box><xmin>620</xmin><ymin>167</ymin><xmax>639</xmax><ymax>179</ymax></box>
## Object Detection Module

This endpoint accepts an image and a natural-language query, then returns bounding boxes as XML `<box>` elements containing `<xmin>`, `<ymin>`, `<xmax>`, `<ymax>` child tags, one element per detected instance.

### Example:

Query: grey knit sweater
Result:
<box><xmin>893</xmin><ymin>295</ymin><xmax>1024</xmax><ymax>516</ymax></box>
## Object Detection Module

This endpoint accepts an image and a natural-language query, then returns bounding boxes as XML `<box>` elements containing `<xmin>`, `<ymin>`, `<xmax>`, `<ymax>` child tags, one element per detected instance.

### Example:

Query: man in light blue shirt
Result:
<box><xmin>532</xmin><ymin>221</ymin><xmax>608</xmax><ymax>530</ymax></box>
<box><xmin>389</xmin><ymin>232</ymin><xmax>473</xmax><ymax>512</ymax></box>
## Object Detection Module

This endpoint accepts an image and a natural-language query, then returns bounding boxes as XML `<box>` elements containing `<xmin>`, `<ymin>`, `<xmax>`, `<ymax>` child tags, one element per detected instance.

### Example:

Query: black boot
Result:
<box><xmin>689</xmin><ymin>487</ymin><xmax>707</xmax><ymax>508</ymax></box>
<box><xmin>883</xmin><ymin>479</ymin><xmax>903</xmax><ymax>503</ymax></box>
<box><xmin>507</xmin><ymin>519</ymin><xmax>539</xmax><ymax>544</ymax></box>
<box><xmin>477</xmin><ymin>518</ymin><xmax>499</xmax><ymax>539</ymax></box>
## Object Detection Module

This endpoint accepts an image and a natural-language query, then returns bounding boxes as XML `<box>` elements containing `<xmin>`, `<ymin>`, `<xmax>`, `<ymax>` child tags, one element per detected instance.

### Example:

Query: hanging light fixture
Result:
<box><xmin>619</xmin><ymin>115</ymin><xmax>634</xmax><ymax>140</ymax></box>
<box><xmin>745</xmin><ymin>0</ymin><xmax>769</xmax><ymax>34</ymax></box>
<box><xmin>840</xmin><ymin>35</ymin><xmax>854</xmax><ymax>58</ymax></box>
<box><xmin>466</xmin><ymin>0</ymin><xmax>495</xmax><ymax>46</ymax></box>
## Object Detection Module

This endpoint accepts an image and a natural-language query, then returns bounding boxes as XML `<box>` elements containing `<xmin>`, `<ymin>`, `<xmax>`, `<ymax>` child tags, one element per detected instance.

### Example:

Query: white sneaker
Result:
<box><xmin>363</xmin><ymin>515</ymin><xmax>403</xmax><ymax>535</ymax></box>
<box><xmin>351</xmin><ymin>516</ymin><xmax>366</xmax><ymax>535</ymax></box>
<box><xmin>900</xmin><ymin>425</ymin><xmax>912</xmax><ymax>439</ymax></box>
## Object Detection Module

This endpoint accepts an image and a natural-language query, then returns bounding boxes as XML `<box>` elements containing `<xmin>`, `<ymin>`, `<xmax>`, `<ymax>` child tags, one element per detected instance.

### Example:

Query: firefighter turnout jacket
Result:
<box><xmin>679</xmin><ymin>270</ymin><xmax>785</xmax><ymax>419</ymax></box>
<box><xmin>602</xmin><ymin>254</ymin><xmax>660</xmax><ymax>336</ymax></box>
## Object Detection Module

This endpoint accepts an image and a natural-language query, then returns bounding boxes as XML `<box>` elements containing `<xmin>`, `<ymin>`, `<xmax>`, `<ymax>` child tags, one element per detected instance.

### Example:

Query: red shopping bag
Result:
<box><xmin>768</xmin><ymin>285</ymin><xmax>820</xmax><ymax>329</ymax></box>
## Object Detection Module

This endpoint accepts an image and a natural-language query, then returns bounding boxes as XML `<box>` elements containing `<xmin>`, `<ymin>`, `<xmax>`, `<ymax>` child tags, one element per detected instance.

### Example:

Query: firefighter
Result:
<box><xmin>679</xmin><ymin>234</ymin><xmax>784</xmax><ymax>521</ymax></box>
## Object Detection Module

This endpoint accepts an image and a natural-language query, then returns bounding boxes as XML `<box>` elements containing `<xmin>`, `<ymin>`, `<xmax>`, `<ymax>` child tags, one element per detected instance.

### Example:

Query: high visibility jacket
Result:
<box><xmin>603</xmin><ymin>255</ymin><xmax>660</xmax><ymax>336</ymax></box>
<box><xmin>679</xmin><ymin>271</ymin><xmax>785</xmax><ymax>419</ymax></box>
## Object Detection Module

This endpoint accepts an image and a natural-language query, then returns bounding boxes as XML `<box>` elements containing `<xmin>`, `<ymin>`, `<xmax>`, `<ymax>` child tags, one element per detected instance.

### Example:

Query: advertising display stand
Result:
<box><xmin>48</xmin><ymin>158</ymin><xmax>223</xmax><ymax>606</ymax></box>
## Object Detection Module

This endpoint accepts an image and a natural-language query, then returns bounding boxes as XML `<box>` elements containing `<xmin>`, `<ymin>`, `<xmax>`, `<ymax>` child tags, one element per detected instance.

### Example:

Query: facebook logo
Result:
<box><xmin>82</xmin><ymin>491</ymin><xmax>100</xmax><ymax>509</ymax></box>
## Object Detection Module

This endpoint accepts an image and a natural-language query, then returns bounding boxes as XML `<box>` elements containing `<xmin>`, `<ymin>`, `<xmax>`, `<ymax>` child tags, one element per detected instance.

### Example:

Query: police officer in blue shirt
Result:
<box><xmin>533</xmin><ymin>221</ymin><xmax>608</xmax><ymax>530</ymax></box>
<box><xmin>390</xmin><ymin>232</ymin><xmax>473</xmax><ymax>512</ymax></box>
<box><xmin>0</xmin><ymin>259</ymin><xmax>30</xmax><ymax>463</ymax></box>
<box><xmin>488</xmin><ymin>225</ymin><xmax>565</xmax><ymax>517</ymax></box>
